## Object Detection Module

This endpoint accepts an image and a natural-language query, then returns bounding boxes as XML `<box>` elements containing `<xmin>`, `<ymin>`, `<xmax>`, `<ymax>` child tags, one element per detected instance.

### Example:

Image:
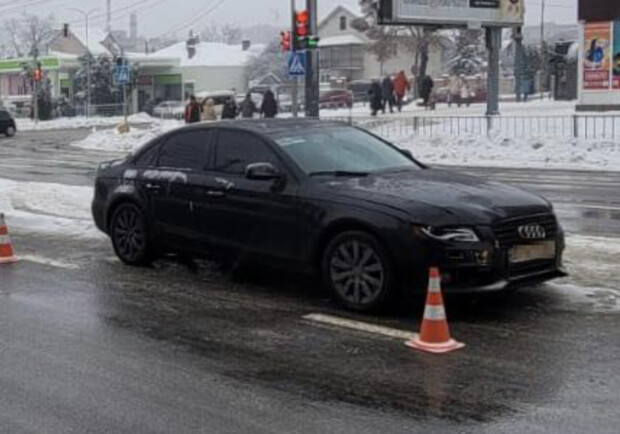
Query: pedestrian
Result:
<box><xmin>459</xmin><ymin>76</ymin><xmax>471</xmax><ymax>108</ymax></box>
<box><xmin>202</xmin><ymin>98</ymin><xmax>217</xmax><ymax>121</ymax></box>
<box><xmin>448</xmin><ymin>75</ymin><xmax>460</xmax><ymax>108</ymax></box>
<box><xmin>419</xmin><ymin>74</ymin><xmax>434</xmax><ymax>108</ymax></box>
<box><xmin>221</xmin><ymin>97</ymin><xmax>238</xmax><ymax>120</ymax></box>
<box><xmin>239</xmin><ymin>93</ymin><xmax>257</xmax><ymax>118</ymax></box>
<box><xmin>184</xmin><ymin>95</ymin><xmax>201</xmax><ymax>124</ymax></box>
<box><xmin>393</xmin><ymin>70</ymin><xmax>411</xmax><ymax>112</ymax></box>
<box><xmin>368</xmin><ymin>80</ymin><xmax>383</xmax><ymax>117</ymax></box>
<box><xmin>260</xmin><ymin>90</ymin><xmax>278</xmax><ymax>119</ymax></box>
<box><xmin>381</xmin><ymin>75</ymin><xmax>395</xmax><ymax>114</ymax></box>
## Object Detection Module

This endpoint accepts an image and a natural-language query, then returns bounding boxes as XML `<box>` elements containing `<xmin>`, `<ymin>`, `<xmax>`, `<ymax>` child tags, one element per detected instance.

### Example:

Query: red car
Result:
<box><xmin>319</xmin><ymin>90</ymin><xmax>354</xmax><ymax>109</ymax></box>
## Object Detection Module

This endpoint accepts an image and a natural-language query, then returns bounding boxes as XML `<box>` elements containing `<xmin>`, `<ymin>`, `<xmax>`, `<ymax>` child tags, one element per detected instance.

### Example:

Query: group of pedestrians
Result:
<box><xmin>184</xmin><ymin>90</ymin><xmax>279</xmax><ymax>124</ymax></box>
<box><xmin>447</xmin><ymin>75</ymin><xmax>473</xmax><ymax>108</ymax></box>
<box><xmin>368</xmin><ymin>70</ymin><xmax>412</xmax><ymax>117</ymax></box>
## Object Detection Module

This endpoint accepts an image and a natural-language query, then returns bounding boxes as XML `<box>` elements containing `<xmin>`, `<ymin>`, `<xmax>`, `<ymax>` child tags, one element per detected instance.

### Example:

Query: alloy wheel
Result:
<box><xmin>113</xmin><ymin>206</ymin><xmax>147</xmax><ymax>264</ymax></box>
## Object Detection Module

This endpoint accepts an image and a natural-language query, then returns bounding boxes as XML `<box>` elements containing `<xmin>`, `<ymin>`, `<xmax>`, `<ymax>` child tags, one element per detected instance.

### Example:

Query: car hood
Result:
<box><xmin>317</xmin><ymin>169</ymin><xmax>551</xmax><ymax>225</ymax></box>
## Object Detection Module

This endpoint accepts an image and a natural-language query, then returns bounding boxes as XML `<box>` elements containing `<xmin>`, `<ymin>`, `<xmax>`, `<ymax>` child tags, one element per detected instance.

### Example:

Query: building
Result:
<box><xmin>317</xmin><ymin>5</ymin><xmax>447</xmax><ymax>83</ymax></box>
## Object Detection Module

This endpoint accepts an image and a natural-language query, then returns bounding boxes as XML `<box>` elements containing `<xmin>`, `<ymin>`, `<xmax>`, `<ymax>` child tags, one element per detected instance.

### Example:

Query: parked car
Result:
<box><xmin>93</xmin><ymin>120</ymin><xmax>566</xmax><ymax>312</ymax></box>
<box><xmin>347</xmin><ymin>80</ymin><xmax>372</xmax><ymax>104</ymax></box>
<box><xmin>0</xmin><ymin>109</ymin><xmax>17</xmax><ymax>137</ymax></box>
<box><xmin>153</xmin><ymin>101</ymin><xmax>185</xmax><ymax>119</ymax></box>
<box><xmin>319</xmin><ymin>89</ymin><xmax>354</xmax><ymax>109</ymax></box>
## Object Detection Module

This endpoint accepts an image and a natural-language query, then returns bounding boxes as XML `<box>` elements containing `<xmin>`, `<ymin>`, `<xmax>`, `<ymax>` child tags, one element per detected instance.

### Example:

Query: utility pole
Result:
<box><xmin>305</xmin><ymin>0</ymin><xmax>319</xmax><ymax>117</ymax></box>
<box><xmin>70</xmin><ymin>8</ymin><xmax>99</xmax><ymax>117</ymax></box>
<box><xmin>291</xmin><ymin>0</ymin><xmax>298</xmax><ymax>117</ymax></box>
<box><xmin>485</xmin><ymin>27</ymin><xmax>501</xmax><ymax>116</ymax></box>
<box><xmin>540</xmin><ymin>0</ymin><xmax>546</xmax><ymax>100</ymax></box>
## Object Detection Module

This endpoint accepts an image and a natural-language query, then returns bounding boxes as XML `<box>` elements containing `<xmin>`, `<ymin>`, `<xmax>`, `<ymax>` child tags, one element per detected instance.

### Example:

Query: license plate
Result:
<box><xmin>509</xmin><ymin>241</ymin><xmax>556</xmax><ymax>264</ymax></box>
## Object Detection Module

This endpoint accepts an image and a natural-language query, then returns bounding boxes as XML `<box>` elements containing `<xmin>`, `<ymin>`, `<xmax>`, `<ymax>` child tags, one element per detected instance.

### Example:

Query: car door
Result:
<box><xmin>195</xmin><ymin>128</ymin><xmax>299</xmax><ymax>261</ymax></box>
<box><xmin>141</xmin><ymin>129</ymin><xmax>214</xmax><ymax>252</ymax></box>
<box><xmin>0</xmin><ymin>110</ymin><xmax>9</xmax><ymax>133</ymax></box>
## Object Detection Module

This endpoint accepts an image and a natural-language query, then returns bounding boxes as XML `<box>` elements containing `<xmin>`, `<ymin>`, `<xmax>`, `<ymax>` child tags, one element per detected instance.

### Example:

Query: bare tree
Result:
<box><xmin>1</xmin><ymin>14</ymin><xmax>54</xmax><ymax>59</ymax></box>
<box><xmin>221</xmin><ymin>24</ymin><xmax>243</xmax><ymax>45</ymax></box>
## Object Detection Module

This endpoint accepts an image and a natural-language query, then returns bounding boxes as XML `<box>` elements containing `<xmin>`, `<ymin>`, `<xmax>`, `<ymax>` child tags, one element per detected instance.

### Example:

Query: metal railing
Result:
<box><xmin>323</xmin><ymin>115</ymin><xmax>620</xmax><ymax>141</ymax></box>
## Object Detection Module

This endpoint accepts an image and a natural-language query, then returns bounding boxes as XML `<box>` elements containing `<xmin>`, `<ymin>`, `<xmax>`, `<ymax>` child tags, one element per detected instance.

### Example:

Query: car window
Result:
<box><xmin>134</xmin><ymin>138</ymin><xmax>164</xmax><ymax>166</ymax></box>
<box><xmin>158</xmin><ymin>130</ymin><xmax>214</xmax><ymax>171</ymax></box>
<box><xmin>0</xmin><ymin>110</ymin><xmax>9</xmax><ymax>120</ymax></box>
<box><xmin>214</xmin><ymin>130</ymin><xmax>279</xmax><ymax>175</ymax></box>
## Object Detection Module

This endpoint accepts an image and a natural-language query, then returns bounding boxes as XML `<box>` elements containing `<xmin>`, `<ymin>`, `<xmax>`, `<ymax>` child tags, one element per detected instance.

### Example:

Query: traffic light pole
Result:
<box><xmin>305</xmin><ymin>0</ymin><xmax>319</xmax><ymax>117</ymax></box>
<box><xmin>291</xmin><ymin>0</ymin><xmax>299</xmax><ymax>118</ymax></box>
<box><xmin>33</xmin><ymin>49</ymin><xmax>39</xmax><ymax>125</ymax></box>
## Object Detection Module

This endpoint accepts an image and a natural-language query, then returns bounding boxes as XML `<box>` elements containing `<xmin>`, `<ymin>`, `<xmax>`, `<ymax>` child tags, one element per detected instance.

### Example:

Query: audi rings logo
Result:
<box><xmin>518</xmin><ymin>224</ymin><xmax>547</xmax><ymax>240</ymax></box>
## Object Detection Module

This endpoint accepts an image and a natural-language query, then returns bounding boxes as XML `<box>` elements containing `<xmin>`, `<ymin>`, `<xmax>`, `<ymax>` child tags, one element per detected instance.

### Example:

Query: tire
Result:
<box><xmin>322</xmin><ymin>231</ymin><xmax>396</xmax><ymax>312</ymax></box>
<box><xmin>110</xmin><ymin>203</ymin><xmax>153</xmax><ymax>266</ymax></box>
<box><xmin>5</xmin><ymin>126</ymin><xmax>15</xmax><ymax>137</ymax></box>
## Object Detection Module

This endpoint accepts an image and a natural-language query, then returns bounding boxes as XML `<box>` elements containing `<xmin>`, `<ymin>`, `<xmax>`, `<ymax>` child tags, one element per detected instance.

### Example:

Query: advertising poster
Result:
<box><xmin>583</xmin><ymin>22</ymin><xmax>611</xmax><ymax>90</ymax></box>
<box><xmin>613</xmin><ymin>21</ymin><xmax>620</xmax><ymax>89</ymax></box>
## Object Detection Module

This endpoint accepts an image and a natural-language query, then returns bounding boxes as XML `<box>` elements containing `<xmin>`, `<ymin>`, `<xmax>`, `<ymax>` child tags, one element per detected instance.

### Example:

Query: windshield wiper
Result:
<box><xmin>309</xmin><ymin>170</ymin><xmax>370</xmax><ymax>177</ymax></box>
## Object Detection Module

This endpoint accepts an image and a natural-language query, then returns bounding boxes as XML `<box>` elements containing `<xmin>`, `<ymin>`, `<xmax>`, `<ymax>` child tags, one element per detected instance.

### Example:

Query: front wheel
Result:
<box><xmin>322</xmin><ymin>231</ymin><xmax>395</xmax><ymax>311</ymax></box>
<box><xmin>110</xmin><ymin>203</ymin><xmax>153</xmax><ymax>266</ymax></box>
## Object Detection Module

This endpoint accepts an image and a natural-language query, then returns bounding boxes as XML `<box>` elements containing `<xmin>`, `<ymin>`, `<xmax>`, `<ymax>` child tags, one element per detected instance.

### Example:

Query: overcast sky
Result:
<box><xmin>4</xmin><ymin>0</ymin><xmax>578</xmax><ymax>38</ymax></box>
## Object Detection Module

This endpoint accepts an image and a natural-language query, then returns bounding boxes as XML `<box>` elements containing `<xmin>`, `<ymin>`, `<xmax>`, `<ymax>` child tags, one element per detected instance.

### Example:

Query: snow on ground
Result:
<box><xmin>398</xmin><ymin>135</ymin><xmax>620</xmax><ymax>171</ymax></box>
<box><xmin>16</xmin><ymin>112</ymin><xmax>155</xmax><ymax>132</ymax></box>
<box><xmin>0</xmin><ymin>178</ymin><xmax>101</xmax><ymax>240</ymax></box>
<box><xmin>72</xmin><ymin>119</ymin><xmax>182</xmax><ymax>154</ymax></box>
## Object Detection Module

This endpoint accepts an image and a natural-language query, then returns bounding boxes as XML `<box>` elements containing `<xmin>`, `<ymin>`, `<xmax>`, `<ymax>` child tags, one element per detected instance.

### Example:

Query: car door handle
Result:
<box><xmin>205</xmin><ymin>190</ymin><xmax>226</xmax><ymax>198</ymax></box>
<box><xmin>145</xmin><ymin>183</ymin><xmax>162</xmax><ymax>192</ymax></box>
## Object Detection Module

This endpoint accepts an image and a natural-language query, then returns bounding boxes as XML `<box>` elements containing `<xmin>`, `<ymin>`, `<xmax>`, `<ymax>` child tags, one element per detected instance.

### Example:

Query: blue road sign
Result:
<box><xmin>115</xmin><ymin>65</ymin><xmax>130</xmax><ymax>85</ymax></box>
<box><xmin>288</xmin><ymin>51</ymin><xmax>306</xmax><ymax>77</ymax></box>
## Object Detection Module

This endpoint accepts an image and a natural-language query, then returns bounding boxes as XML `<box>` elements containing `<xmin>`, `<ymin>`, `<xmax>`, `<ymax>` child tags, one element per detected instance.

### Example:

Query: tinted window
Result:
<box><xmin>0</xmin><ymin>110</ymin><xmax>10</xmax><ymax>120</ymax></box>
<box><xmin>158</xmin><ymin>130</ymin><xmax>213</xmax><ymax>170</ymax></box>
<box><xmin>133</xmin><ymin>139</ymin><xmax>163</xmax><ymax>167</ymax></box>
<box><xmin>214</xmin><ymin>130</ymin><xmax>279</xmax><ymax>175</ymax></box>
<box><xmin>274</xmin><ymin>127</ymin><xmax>419</xmax><ymax>174</ymax></box>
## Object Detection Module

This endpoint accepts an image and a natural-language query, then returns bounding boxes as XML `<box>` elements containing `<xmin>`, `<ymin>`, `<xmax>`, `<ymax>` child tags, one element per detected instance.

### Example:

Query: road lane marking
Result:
<box><xmin>20</xmin><ymin>255</ymin><xmax>80</xmax><ymax>270</ymax></box>
<box><xmin>303</xmin><ymin>313</ymin><xmax>414</xmax><ymax>340</ymax></box>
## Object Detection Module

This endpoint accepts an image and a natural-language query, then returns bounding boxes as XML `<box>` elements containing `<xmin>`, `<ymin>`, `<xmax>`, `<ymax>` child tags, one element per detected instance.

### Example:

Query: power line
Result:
<box><xmin>153</xmin><ymin>0</ymin><xmax>229</xmax><ymax>40</ymax></box>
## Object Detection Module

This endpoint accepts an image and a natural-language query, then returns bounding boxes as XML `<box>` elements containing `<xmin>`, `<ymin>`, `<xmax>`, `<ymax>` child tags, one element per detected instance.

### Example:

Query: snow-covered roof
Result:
<box><xmin>319</xmin><ymin>5</ymin><xmax>360</xmax><ymax>30</ymax></box>
<box><xmin>72</xmin><ymin>27</ymin><xmax>111</xmax><ymax>55</ymax></box>
<box><xmin>153</xmin><ymin>41</ymin><xmax>265</xmax><ymax>67</ymax></box>
<box><xmin>319</xmin><ymin>34</ymin><xmax>366</xmax><ymax>47</ymax></box>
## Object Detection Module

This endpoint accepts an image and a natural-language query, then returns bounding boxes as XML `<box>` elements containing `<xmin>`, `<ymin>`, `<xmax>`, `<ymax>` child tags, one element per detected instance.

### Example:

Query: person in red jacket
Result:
<box><xmin>184</xmin><ymin>96</ymin><xmax>201</xmax><ymax>124</ymax></box>
<box><xmin>393</xmin><ymin>70</ymin><xmax>411</xmax><ymax>112</ymax></box>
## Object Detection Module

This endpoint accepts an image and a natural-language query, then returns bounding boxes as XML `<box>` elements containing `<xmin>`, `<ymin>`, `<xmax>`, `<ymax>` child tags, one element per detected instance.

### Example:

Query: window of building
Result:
<box><xmin>340</xmin><ymin>16</ymin><xmax>347</xmax><ymax>31</ymax></box>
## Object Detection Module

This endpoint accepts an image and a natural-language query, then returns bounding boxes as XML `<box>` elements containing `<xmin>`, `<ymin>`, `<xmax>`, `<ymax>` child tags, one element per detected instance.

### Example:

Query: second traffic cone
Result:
<box><xmin>406</xmin><ymin>267</ymin><xmax>464</xmax><ymax>354</ymax></box>
<box><xmin>0</xmin><ymin>213</ymin><xmax>18</xmax><ymax>264</ymax></box>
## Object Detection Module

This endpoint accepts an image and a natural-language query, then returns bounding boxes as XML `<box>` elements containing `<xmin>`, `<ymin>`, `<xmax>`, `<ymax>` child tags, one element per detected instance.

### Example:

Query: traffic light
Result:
<box><xmin>295</xmin><ymin>9</ymin><xmax>308</xmax><ymax>50</ymax></box>
<box><xmin>279</xmin><ymin>31</ymin><xmax>291</xmax><ymax>52</ymax></box>
<box><xmin>33</xmin><ymin>62</ymin><xmax>42</xmax><ymax>82</ymax></box>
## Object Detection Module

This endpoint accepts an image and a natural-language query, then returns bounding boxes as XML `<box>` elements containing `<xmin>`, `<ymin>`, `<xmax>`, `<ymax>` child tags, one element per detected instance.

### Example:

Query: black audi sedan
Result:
<box><xmin>93</xmin><ymin>119</ymin><xmax>567</xmax><ymax>311</ymax></box>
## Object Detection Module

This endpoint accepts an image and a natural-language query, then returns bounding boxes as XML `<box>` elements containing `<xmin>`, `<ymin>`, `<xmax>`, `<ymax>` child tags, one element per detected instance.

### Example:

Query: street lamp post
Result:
<box><xmin>70</xmin><ymin>8</ymin><xmax>99</xmax><ymax>117</ymax></box>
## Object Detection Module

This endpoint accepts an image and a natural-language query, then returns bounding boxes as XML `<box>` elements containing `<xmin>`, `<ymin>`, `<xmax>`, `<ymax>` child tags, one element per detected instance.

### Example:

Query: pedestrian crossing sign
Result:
<box><xmin>115</xmin><ymin>65</ymin><xmax>130</xmax><ymax>85</ymax></box>
<box><xmin>288</xmin><ymin>52</ymin><xmax>306</xmax><ymax>76</ymax></box>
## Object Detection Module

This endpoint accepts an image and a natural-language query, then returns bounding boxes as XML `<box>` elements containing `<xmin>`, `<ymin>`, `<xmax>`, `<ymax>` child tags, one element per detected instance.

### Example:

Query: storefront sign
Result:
<box><xmin>583</xmin><ymin>22</ymin><xmax>612</xmax><ymax>90</ymax></box>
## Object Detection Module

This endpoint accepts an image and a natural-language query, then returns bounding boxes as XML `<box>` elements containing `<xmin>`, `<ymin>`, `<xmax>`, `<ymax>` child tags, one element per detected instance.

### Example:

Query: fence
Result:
<box><xmin>323</xmin><ymin>115</ymin><xmax>620</xmax><ymax>141</ymax></box>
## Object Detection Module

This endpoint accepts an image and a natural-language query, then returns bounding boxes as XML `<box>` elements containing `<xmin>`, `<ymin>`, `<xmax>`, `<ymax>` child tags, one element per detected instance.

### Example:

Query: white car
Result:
<box><xmin>153</xmin><ymin>101</ymin><xmax>185</xmax><ymax>119</ymax></box>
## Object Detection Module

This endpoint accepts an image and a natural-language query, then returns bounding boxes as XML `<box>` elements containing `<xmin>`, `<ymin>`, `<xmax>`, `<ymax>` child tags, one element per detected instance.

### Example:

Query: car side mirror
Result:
<box><xmin>399</xmin><ymin>149</ymin><xmax>414</xmax><ymax>159</ymax></box>
<box><xmin>245</xmin><ymin>162</ymin><xmax>282</xmax><ymax>181</ymax></box>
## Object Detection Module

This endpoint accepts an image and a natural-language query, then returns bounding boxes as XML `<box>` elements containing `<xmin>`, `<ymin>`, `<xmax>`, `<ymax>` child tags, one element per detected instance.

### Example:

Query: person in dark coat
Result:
<box><xmin>221</xmin><ymin>97</ymin><xmax>238</xmax><ymax>119</ymax></box>
<box><xmin>419</xmin><ymin>75</ymin><xmax>435</xmax><ymax>107</ymax></box>
<box><xmin>381</xmin><ymin>75</ymin><xmax>395</xmax><ymax>114</ymax></box>
<box><xmin>260</xmin><ymin>90</ymin><xmax>278</xmax><ymax>118</ymax></box>
<box><xmin>184</xmin><ymin>95</ymin><xmax>201</xmax><ymax>124</ymax></box>
<box><xmin>368</xmin><ymin>80</ymin><xmax>383</xmax><ymax>117</ymax></box>
<box><xmin>239</xmin><ymin>93</ymin><xmax>257</xmax><ymax>118</ymax></box>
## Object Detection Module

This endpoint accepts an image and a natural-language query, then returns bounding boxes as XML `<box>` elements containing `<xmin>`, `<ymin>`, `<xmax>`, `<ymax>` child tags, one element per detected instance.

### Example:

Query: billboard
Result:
<box><xmin>380</xmin><ymin>0</ymin><xmax>525</xmax><ymax>27</ymax></box>
<box><xmin>614</xmin><ymin>21</ymin><xmax>620</xmax><ymax>89</ymax></box>
<box><xmin>583</xmin><ymin>22</ymin><xmax>612</xmax><ymax>90</ymax></box>
<box><xmin>579</xmin><ymin>0</ymin><xmax>620</xmax><ymax>22</ymax></box>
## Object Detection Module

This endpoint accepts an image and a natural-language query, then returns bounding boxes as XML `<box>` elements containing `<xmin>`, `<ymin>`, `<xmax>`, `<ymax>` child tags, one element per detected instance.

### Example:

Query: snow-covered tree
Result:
<box><xmin>246</xmin><ymin>39</ymin><xmax>288</xmax><ymax>82</ymax></box>
<box><xmin>447</xmin><ymin>29</ymin><xmax>486</xmax><ymax>76</ymax></box>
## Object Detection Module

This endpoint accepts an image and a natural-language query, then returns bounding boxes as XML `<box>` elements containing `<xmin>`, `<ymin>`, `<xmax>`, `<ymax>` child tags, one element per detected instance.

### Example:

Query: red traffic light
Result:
<box><xmin>295</xmin><ymin>10</ymin><xmax>309</xmax><ymax>38</ymax></box>
<box><xmin>33</xmin><ymin>68</ymin><xmax>42</xmax><ymax>82</ymax></box>
<box><xmin>280</xmin><ymin>31</ymin><xmax>291</xmax><ymax>52</ymax></box>
<box><xmin>296</xmin><ymin>10</ymin><xmax>308</xmax><ymax>24</ymax></box>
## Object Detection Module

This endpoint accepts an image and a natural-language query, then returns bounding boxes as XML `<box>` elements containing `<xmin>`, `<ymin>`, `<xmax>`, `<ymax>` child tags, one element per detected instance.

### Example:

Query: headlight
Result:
<box><xmin>416</xmin><ymin>226</ymin><xmax>480</xmax><ymax>243</ymax></box>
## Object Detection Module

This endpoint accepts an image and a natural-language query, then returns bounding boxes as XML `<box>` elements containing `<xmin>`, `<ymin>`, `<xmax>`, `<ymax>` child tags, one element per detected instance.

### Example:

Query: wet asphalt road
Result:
<box><xmin>1</xmin><ymin>130</ymin><xmax>619</xmax><ymax>433</ymax></box>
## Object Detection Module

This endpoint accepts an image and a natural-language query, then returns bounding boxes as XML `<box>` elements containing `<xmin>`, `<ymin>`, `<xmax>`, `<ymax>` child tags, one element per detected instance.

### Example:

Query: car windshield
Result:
<box><xmin>274</xmin><ymin>127</ymin><xmax>420</xmax><ymax>175</ymax></box>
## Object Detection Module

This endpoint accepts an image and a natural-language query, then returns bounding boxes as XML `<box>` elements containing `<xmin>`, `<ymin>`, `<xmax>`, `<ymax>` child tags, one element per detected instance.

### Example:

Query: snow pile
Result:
<box><xmin>0</xmin><ymin>178</ymin><xmax>101</xmax><ymax>239</ymax></box>
<box><xmin>397</xmin><ymin>135</ymin><xmax>620</xmax><ymax>171</ymax></box>
<box><xmin>72</xmin><ymin>120</ymin><xmax>182</xmax><ymax>154</ymax></box>
<box><xmin>16</xmin><ymin>112</ymin><xmax>155</xmax><ymax>132</ymax></box>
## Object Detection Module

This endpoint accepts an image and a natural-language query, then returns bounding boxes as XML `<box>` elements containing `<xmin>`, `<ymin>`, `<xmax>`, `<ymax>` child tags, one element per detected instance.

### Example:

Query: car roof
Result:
<box><xmin>174</xmin><ymin>119</ymin><xmax>350</xmax><ymax>137</ymax></box>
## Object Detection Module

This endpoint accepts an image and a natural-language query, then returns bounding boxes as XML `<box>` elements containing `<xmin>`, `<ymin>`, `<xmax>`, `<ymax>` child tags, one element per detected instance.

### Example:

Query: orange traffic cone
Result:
<box><xmin>0</xmin><ymin>213</ymin><xmax>18</xmax><ymax>264</ymax></box>
<box><xmin>406</xmin><ymin>267</ymin><xmax>464</xmax><ymax>354</ymax></box>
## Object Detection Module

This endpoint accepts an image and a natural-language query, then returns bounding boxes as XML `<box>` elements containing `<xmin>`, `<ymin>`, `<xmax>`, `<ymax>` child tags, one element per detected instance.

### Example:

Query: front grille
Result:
<box><xmin>492</xmin><ymin>213</ymin><xmax>558</xmax><ymax>248</ymax></box>
<box><xmin>508</xmin><ymin>259</ymin><xmax>556</xmax><ymax>279</ymax></box>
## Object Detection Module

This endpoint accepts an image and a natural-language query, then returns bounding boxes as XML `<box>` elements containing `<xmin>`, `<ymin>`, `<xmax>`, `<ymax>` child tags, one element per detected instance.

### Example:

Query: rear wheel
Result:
<box><xmin>322</xmin><ymin>231</ymin><xmax>395</xmax><ymax>311</ymax></box>
<box><xmin>5</xmin><ymin>126</ymin><xmax>15</xmax><ymax>137</ymax></box>
<box><xmin>110</xmin><ymin>203</ymin><xmax>152</xmax><ymax>266</ymax></box>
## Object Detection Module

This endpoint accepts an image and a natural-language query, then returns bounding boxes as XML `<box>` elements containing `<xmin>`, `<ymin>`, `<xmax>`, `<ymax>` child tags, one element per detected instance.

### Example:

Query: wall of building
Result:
<box><xmin>179</xmin><ymin>66</ymin><xmax>249</xmax><ymax>96</ymax></box>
